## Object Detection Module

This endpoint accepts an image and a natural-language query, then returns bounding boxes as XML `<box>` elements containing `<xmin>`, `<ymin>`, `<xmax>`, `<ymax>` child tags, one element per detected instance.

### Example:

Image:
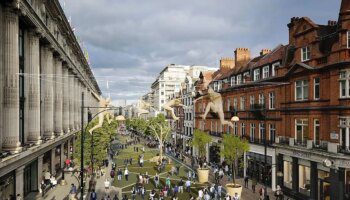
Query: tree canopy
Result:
<box><xmin>191</xmin><ymin>129</ymin><xmax>212</xmax><ymax>159</ymax></box>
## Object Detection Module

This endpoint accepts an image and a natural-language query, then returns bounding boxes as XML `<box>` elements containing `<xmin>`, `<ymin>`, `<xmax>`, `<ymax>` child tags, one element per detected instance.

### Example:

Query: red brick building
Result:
<box><xmin>194</xmin><ymin>1</ymin><xmax>350</xmax><ymax>199</ymax></box>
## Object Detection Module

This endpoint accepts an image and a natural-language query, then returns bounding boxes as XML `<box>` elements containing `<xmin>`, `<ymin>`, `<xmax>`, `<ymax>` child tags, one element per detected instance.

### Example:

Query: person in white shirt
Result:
<box><xmin>124</xmin><ymin>168</ymin><xmax>129</xmax><ymax>181</ymax></box>
<box><xmin>218</xmin><ymin>185</ymin><xmax>222</xmax><ymax>198</ymax></box>
<box><xmin>198</xmin><ymin>189</ymin><xmax>203</xmax><ymax>200</ymax></box>
<box><xmin>185</xmin><ymin>180</ymin><xmax>191</xmax><ymax>192</ymax></box>
<box><xmin>50</xmin><ymin>176</ymin><xmax>57</xmax><ymax>189</ymax></box>
<box><xmin>104</xmin><ymin>178</ymin><xmax>110</xmax><ymax>192</ymax></box>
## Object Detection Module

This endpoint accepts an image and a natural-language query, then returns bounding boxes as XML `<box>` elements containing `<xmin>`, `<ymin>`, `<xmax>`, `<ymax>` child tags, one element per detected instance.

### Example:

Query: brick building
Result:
<box><xmin>194</xmin><ymin>1</ymin><xmax>350</xmax><ymax>199</ymax></box>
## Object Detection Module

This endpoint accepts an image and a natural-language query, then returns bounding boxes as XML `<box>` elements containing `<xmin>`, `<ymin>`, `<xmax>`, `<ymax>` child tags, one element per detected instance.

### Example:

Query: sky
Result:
<box><xmin>60</xmin><ymin>0</ymin><xmax>341</xmax><ymax>105</ymax></box>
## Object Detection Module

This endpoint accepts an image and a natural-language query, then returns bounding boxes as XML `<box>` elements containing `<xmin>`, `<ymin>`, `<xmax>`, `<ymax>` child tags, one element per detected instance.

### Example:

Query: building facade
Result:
<box><xmin>194</xmin><ymin>1</ymin><xmax>350</xmax><ymax>199</ymax></box>
<box><xmin>0</xmin><ymin>0</ymin><xmax>100</xmax><ymax>198</ymax></box>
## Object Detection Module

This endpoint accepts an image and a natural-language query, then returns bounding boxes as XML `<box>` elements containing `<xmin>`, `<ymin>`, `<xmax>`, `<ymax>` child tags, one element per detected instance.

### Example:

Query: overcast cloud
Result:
<box><xmin>61</xmin><ymin>0</ymin><xmax>341</xmax><ymax>105</ymax></box>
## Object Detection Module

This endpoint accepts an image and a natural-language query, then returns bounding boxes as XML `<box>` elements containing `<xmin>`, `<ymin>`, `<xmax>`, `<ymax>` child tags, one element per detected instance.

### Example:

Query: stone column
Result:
<box><xmin>67</xmin><ymin>139</ymin><xmax>71</xmax><ymax>159</ymax></box>
<box><xmin>60</xmin><ymin>143</ymin><xmax>65</xmax><ymax>168</ymax></box>
<box><xmin>54</xmin><ymin>57</ymin><xmax>63</xmax><ymax>135</ymax></box>
<box><xmin>62</xmin><ymin>66</ymin><xmax>70</xmax><ymax>133</ymax></box>
<box><xmin>25</xmin><ymin>30</ymin><xmax>41</xmax><ymax>144</ymax></box>
<box><xmin>37</xmin><ymin>155</ymin><xmax>44</xmax><ymax>189</ymax></box>
<box><xmin>15</xmin><ymin>166</ymin><xmax>25</xmax><ymax>198</ymax></box>
<box><xmin>74</xmin><ymin>79</ymin><xmax>79</xmax><ymax>130</ymax></box>
<box><xmin>0</xmin><ymin>3</ymin><xmax>3</xmax><ymax>153</ymax></box>
<box><xmin>69</xmin><ymin>71</ymin><xmax>75</xmax><ymax>131</ymax></box>
<box><xmin>2</xmin><ymin>8</ymin><xmax>22</xmax><ymax>153</ymax></box>
<box><xmin>51</xmin><ymin>148</ymin><xmax>56</xmax><ymax>176</ymax></box>
<box><xmin>41</xmin><ymin>45</ymin><xmax>54</xmax><ymax>139</ymax></box>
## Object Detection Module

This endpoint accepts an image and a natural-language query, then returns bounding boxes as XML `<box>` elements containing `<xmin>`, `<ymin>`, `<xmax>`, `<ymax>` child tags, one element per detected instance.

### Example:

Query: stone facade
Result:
<box><xmin>0</xmin><ymin>0</ymin><xmax>100</xmax><ymax>199</ymax></box>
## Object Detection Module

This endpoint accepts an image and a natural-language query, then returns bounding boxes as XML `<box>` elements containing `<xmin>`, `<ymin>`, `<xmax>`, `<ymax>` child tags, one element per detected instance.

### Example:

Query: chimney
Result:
<box><xmin>260</xmin><ymin>49</ymin><xmax>271</xmax><ymax>56</ymax></box>
<box><xmin>234</xmin><ymin>48</ymin><xmax>250</xmax><ymax>68</ymax></box>
<box><xmin>220</xmin><ymin>57</ymin><xmax>235</xmax><ymax>71</ymax></box>
<box><xmin>328</xmin><ymin>20</ymin><xmax>337</xmax><ymax>26</ymax></box>
<box><xmin>288</xmin><ymin>17</ymin><xmax>300</xmax><ymax>45</ymax></box>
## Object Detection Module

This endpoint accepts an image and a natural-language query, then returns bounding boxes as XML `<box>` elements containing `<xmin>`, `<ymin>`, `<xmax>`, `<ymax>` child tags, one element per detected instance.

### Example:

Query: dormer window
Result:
<box><xmin>262</xmin><ymin>66</ymin><xmax>269</xmax><ymax>79</ymax></box>
<box><xmin>272</xmin><ymin>62</ymin><xmax>279</xmax><ymax>76</ymax></box>
<box><xmin>243</xmin><ymin>72</ymin><xmax>249</xmax><ymax>83</ymax></box>
<box><xmin>301</xmin><ymin>46</ymin><xmax>311</xmax><ymax>62</ymax></box>
<box><xmin>254</xmin><ymin>69</ymin><xmax>260</xmax><ymax>81</ymax></box>
<box><xmin>237</xmin><ymin>74</ymin><xmax>242</xmax><ymax>85</ymax></box>
<box><xmin>213</xmin><ymin>82</ymin><xmax>218</xmax><ymax>91</ymax></box>
<box><xmin>231</xmin><ymin>76</ymin><xmax>236</xmax><ymax>86</ymax></box>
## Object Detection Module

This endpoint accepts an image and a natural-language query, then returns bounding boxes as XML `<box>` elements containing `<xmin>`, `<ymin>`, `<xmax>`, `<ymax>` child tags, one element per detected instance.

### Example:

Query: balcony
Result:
<box><xmin>277</xmin><ymin>136</ymin><xmax>290</xmax><ymax>145</ymax></box>
<box><xmin>312</xmin><ymin>141</ymin><xmax>328</xmax><ymax>151</ymax></box>
<box><xmin>338</xmin><ymin>145</ymin><xmax>350</xmax><ymax>155</ymax></box>
<box><xmin>294</xmin><ymin>139</ymin><xmax>307</xmax><ymax>147</ymax></box>
<box><xmin>209</xmin><ymin>131</ymin><xmax>223</xmax><ymax>138</ymax></box>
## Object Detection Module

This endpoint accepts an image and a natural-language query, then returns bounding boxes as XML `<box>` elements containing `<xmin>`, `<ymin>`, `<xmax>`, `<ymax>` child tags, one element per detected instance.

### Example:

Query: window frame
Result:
<box><xmin>348</xmin><ymin>31</ymin><xmax>350</xmax><ymax>49</ymax></box>
<box><xmin>237</xmin><ymin>74</ymin><xmax>242</xmax><ymax>85</ymax></box>
<box><xmin>314</xmin><ymin>77</ymin><xmax>320</xmax><ymax>100</ymax></box>
<box><xmin>250</xmin><ymin>123</ymin><xmax>255</xmax><ymax>142</ymax></box>
<box><xmin>231</xmin><ymin>76</ymin><xmax>236</xmax><ymax>87</ymax></box>
<box><xmin>301</xmin><ymin>46</ymin><xmax>311</xmax><ymax>62</ymax></box>
<box><xmin>254</xmin><ymin>69</ymin><xmax>260</xmax><ymax>81</ymax></box>
<box><xmin>295</xmin><ymin>80</ymin><xmax>309</xmax><ymax>101</ymax></box>
<box><xmin>269</xmin><ymin>92</ymin><xmax>275</xmax><ymax>109</ymax></box>
<box><xmin>262</xmin><ymin>66</ymin><xmax>269</xmax><ymax>79</ymax></box>
<box><xmin>240</xmin><ymin>96</ymin><xmax>245</xmax><ymax>111</ymax></box>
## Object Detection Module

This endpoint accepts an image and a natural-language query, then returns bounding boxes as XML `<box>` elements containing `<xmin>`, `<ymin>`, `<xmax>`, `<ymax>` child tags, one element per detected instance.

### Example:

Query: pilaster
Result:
<box><xmin>25</xmin><ymin>30</ymin><xmax>41</xmax><ymax>144</ymax></box>
<box><xmin>61</xmin><ymin>143</ymin><xmax>65</xmax><ymax>168</ymax></box>
<box><xmin>51</xmin><ymin>148</ymin><xmax>56</xmax><ymax>176</ymax></box>
<box><xmin>0</xmin><ymin>3</ymin><xmax>3</xmax><ymax>152</ymax></box>
<box><xmin>69</xmin><ymin>72</ymin><xmax>75</xmax><ymax>131</ymax></box>
<box><xmin>2</xmin><ymin>7</ymin><xmax>22</xmax><ymax>153</ymax></box>
<box><xmin>54</xmin><ymin>57</ymin><xmax>63</xmax><ymax>135</ymax></box>
<box><xmin>41</xmin><ymin>45</ymin><xmax>55</xmax><ymax>139</ymax></box>
<box><xmin>62</xmin><ymin>66</ymin><xmax>70</xmax><ymax>133</ymax></box>
<box><xmin>37</xmin><ymin>155</ymin><xmax>44</xmax><ymax>190</ymax></box>
<box><xmin>15</xmin><ymin>166</ymin><xmax>25</xmax><ymax>198</ymax></box>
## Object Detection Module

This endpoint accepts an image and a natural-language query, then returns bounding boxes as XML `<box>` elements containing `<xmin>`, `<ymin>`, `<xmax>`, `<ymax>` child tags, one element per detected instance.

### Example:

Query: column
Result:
<box><xmin>2</xmin><ymin>8</ymin><xmax>22</xmax><ymax>153</ymax></box>
<box><xmin>292</xmin><ymin>157</ymin><xmax>299</xmax><ymax>192</ymax></box>
<box><xmin>37</xmin><ymin>155</ymin><xmax>44</xmax><ymax>190</ymax></box>
<box><xmin>60</xmin><ymin>143</ymin><xmax>65</xmax><ymax>168</ymax></box>
<box><xmin>74</xmin><ymin>79</ymin><xmax>79</xmax><ymax>130</ymax></box>
<box><xmin>41</xmin><ymin>45</ymin><xmax>54</xmax><ymax>139</ymax></box>
<box><xmin>62</xmin><ymin>66</ymin><xmax>70</xmax><ymax>133</ymax></box>
<box><xmin>51</xmin><ymin>148</ymin><xmax>56</xmax><ymax>176</ymax></box>
<box><xmin>271</xmin><ymin>153</ymin><xmax>276</xmax><ymax>191</ymax></box>
<box><xmin>15</xmin><ymin>166</ymin><xmax>25</xmax><ymax>198</ymax></box>
<box><xmin>25</xmin><ymin>30</ymin><xmax>41</xmax><ymax>144</ymax></box>
<box><xmin>54</xmin><ymin>57</ymin><xmax>63</xmax><ymax>135</ymax></box>
<box><xmin>67</xmin><ymin>139</ymin><xmax>71</xmax><ymax>159</ymax></box>
<box><xmin>310</xmin><ymin>161</ymin><xmax>318</xmax><ymax>200</ymax></box>
<box><xmin>0</xmin><ymin>3</ymin><xmax>3</xmax><ymax>152</ymax></box>
<box><xmin>69</xmin><ymin>71</ymin><xmax>75</xmax><ymax>131</ymax></box>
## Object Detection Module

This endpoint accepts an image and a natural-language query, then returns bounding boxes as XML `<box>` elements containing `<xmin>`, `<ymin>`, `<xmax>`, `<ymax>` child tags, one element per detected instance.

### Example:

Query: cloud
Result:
<box><xmin>61</xmin><ymin>0</ymin><xmax>341</xmax><ymax>104</ymax></box>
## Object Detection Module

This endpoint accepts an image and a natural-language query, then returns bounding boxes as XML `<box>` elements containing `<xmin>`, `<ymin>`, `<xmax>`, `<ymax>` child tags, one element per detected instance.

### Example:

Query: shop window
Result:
<box><xmin>318</xmin><ymin>170</ymin><xmax>330</xmax><ymax>199</ymax></box>
<box><xmin>0</xmin><ymin>172</ymin><xmax>15</xmax><ymax>199</ymax></box>
<box><xmin>283</xmin><ymin>161</ymin><xmax>293</xmax><ymax>189</ymax></box>
<box><xmin>299</xmin><ymin>165</ymin><xmax>311</xmax><ymax>196</ymax></box>
<box><xmin>296</xmin><ymin>80</ymin><xmax>309</xmax><ymax>101</ymax></box>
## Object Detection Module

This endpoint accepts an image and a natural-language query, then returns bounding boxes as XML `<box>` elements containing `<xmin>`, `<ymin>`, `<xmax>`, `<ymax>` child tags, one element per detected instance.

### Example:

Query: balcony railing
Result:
<box><xmin>278</xmin><ymin>137</ymin><xmax>290</xmax><ymax>145</ymax></box>
<box><xmin>338</xmin><ymin>145</ymin><xmax>350</xmax><ymax>155</ymax></box>
<box><xmin>312</xmin><ymin>141</ymin><xmax>327</xmax><ymax>151</ymax></box>
<box><xmin>294</xmin><ymin>139</ymin><xmax>307</xmax><ymax>147</ymax></box>
<box><xmin>209</xmin><ymin>131</ymin><xmax>223</xmax><ymax>138</ymax></box>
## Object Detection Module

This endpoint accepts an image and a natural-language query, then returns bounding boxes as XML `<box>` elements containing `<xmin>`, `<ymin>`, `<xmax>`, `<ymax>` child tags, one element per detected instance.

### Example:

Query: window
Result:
<box><xmin>269</xmin><ymin>124</ymin><xmax>276</xmax><ymax>143</ymax></box>
<box><xmin>301</xmin><ymin>46</ymin><xmax>311</xmax><ymax>61</ymax></box>
<box><xmin>234</xmin><ymin>122</ymin><xmax>238</xmax><ymax>135</ymax></box>
<box><xmin>283</xmin><ymin>161</ymin><xmax>293</xmax><ymax>189</ymax></box>
<box><xmin>299</xmin><ymin>165</ymin><xmax>311</xmax><ymax>196</ymax></box>
<box><xmin>250</xmin><ymin>95</ymin><xmax>255</xmax><ymax>109</ymax></box>
<box><xmin>241</xmin><ymin>123</ymin><xmax>246</xmax><ymax>137</ymax></box>
<box><xmin>243</xmin><ymin>72</ymin><xmax>250</xmax><ymax>83</ymax></box>
<box><xmin>314</xmin><ymin>77</ymin><xmax>320</xmax><ymax>100</ymax></box>
<box><xmin>296</xmin><ymin>80</ymin><xmax>309</xmax><ymax>101</ymax></box>
<box><xmin>161</xmin><ymin>91</ymin><xmax>164</xmax><ymax>95</ymax></box>
<box><xmin>348</xmin><ymin>31</ymin><xmax>350</xmax><ymax>49</ymax></box>
<box><xmin>340</xmin><ymin>118</ymin><xmax>350</xmax><ymax>150</ymax></box>
<box><xmin>218</xmin><ymin>81</ymin><xmax>222</xmax><ymax>91</ymax></box>
<box><xmin>262</xmin><ymin>66</ymin><xmax>269</xmax><ymax>79</ymax></box>
<box><xmin>295</xmin><ymin>119</ymin><xmax>309</xmax><ymax>145</ymax></box>
<box><xmin>213</xmin><ymin>82</ymin><xmax>218</xmax><ymax>91</ymax></box>
<box><xmin>259</xmin><ymin>93</ymin><xmax>265</xmax><ymax>106</ymax></box>
<box><xmin>237</xmin><ymin>74</ymin><xmax>242</xmax><ymax>85</ymax></box>
<box><xmin>250</xmin><ymin>123</ymin><xmax>255</xmax><ymax>142</ymax></box>
<box><xmin>254</xmin><ymin>69</ymin><xmax>260</xmax><ymax>81</ymax></box>
<box><xmin>339</xmin><ymin>71</ymin><xmax>350</xmax><ymax>98</ymax></box>
<box><xmin>231</xmin><ymin>76</ymin><xmax>236</xmax><ymax>86</ymax></box>
<box><xmin>269</xmin><ymin>92</ymin><xmax>275</xmax><ymax>109</ymax></box>
<box><xmin>272</xmin><ymin>62</ymin><xmax>279</xmax><ymax>77</ymax></box>
<box><xmin>233</xmin><ymin>98</ymin><xmax>238</xmax><ymax>110</ymax></box>
<box><xmin>259</xmin><ymin>123</ymin><xmax>265</xmax><ymax>142</ymax></box>
<box><xmin>240</xmin><ymin>96</ymin><xmax>245</xmax><ymax>111</ymax></box>
<box><xmin>227</xmin><ymin>99</ymin><xmax>231</xmax><ymax>111</ymax></box>
<box><xmin>314</xmin><ymin>119</ymin><xmax>320</xmax><ymax>146</ymax></box>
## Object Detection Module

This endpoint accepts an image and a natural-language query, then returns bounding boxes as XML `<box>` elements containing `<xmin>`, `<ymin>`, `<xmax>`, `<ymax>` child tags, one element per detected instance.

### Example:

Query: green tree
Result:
<box><xmin>221</xmin><ymin>134</ymin><xmax>249</xmax><ymax>186</ymax></box>
<box><xmin>191</xmin><ymin>129</ymin><xmax>212</xmax><ymax>166</ymax></box>
<box><xmin>148</xmin><ymin>114</ymin><xmax>171</xmax><ymax>161</ymax></box>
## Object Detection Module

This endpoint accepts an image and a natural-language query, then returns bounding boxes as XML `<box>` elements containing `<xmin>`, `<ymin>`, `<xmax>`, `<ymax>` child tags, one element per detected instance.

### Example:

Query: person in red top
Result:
<box><xmin>65</xmin><ymin>159</ymin><xmax>71</xmax><ymax>169</ymax></box>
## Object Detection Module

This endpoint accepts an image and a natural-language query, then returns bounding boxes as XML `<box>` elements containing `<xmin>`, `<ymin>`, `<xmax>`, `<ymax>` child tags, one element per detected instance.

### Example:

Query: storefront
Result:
<box><xmin>0</xmin><ymin>171</ymin><xmax>15</xmax><ymax>199</ymax></box>
<box><xmin>24</xmin><ymin>160</ymin><xmax>38</xmax><ymax>197</ymax></box>
<box><xmin>276</xmin><ymin>148</ymin><xmax>350</xmax><ymax>200</ymax></box>
<box><xmin>246</xmin><ymin>152</ymin><xmax>272</xmax><ymax>186</ymax></box>
<box><xmin>42</xmin><ymin>151</ymin><xmax>52</xmax><ymax>177</ymax></box>
<box><xmin>54</xmin><ymin>145</ymin><xmax>62</xmax><ymax>176</ymax></box>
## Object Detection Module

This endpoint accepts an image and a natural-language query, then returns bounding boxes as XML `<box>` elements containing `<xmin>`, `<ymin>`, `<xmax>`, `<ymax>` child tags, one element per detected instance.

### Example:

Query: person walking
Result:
<box><xmin>90</xmin><ymin>189</ymin><xmax>97</xmax><ymax>200</ymax></box>
<box><xmin>178</xmin><ymin>178</ymin><xmax>184</xmax><ymax>193</ymax></box>
<box><xmin>104</xmin><ymin>178</ymin><xmax>110</xmax><ymax>192</ymax></box>
<box><xmin>117</xmin><ymin>169</ymin><xmax>122</xmax><ymax>181</ymax></box>
<box><xmin>244</xmin><ymin>176</ymin><xmax>249</xmax><ymax>188</ymax></box>
<box><xmin>124</xmin><ymin>168</ymin><xmax>129</xmax><ymax>181</ymax></box>
<box><xmin>185</xmin><ymin>179</ymin><xmax>191</xmax><ymax>192</ymax></box>
<box><xmin>154</xmin><ymin>173</ymin><xmax>160</xmax><ymax>188</ymax></box>
<box><xmin>252</xmin><ymin>177</ymin><xmax>257</xmax><ymax>193</ymax></box>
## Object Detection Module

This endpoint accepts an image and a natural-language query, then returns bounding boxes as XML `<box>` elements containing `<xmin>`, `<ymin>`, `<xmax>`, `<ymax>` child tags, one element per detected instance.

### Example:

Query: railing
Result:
<box><xmin>278</xmin><ymin>137</ymin><xmax>290</xmax><ymax>145</ymax></box>
<box><xmin>338</xmin><ymin>145</ymin><xmax>350</xmax><ymax>155</ymax></box>
<box><xmin>312</xmin><ymin>141</ymin><xmax>328</xmax><ymax>151</ymax></box>
<box><xmin>294</xmin><ymin>139</ymin><xmax>307</xmax><ymax>147</ymax></box>
<box><xmin>209</xmin><ymin>131</ymin><xmax>223</xmax><ymax>138</ymax></box>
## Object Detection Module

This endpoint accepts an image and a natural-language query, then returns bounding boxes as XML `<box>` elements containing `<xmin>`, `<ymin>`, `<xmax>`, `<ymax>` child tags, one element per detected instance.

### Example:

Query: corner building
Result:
<box><xmin>194</xmin><ymin>1</ymin><xmax>350</xmax><ymax>199</ymax></box>
<box><xmin>0</xmin><ymin>0</ymin><xmax>100</xmax><ymax>198</ymax></box>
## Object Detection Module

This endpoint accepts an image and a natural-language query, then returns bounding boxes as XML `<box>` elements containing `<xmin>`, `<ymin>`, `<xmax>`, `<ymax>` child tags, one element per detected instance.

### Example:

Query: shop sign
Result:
<box><xmin>330</xmin><ymin>132</ymin><xmax>339</xmax><ymax>140</ymax></box>
<box><xmin>338</xmin><ymin>160</ymin><xmax>350</xmax><ymax>168</ymax></box>
<box><xmin>292</xmin><ymin>151</ymin><xmax>311</xmax><ymax>158</ymax></box>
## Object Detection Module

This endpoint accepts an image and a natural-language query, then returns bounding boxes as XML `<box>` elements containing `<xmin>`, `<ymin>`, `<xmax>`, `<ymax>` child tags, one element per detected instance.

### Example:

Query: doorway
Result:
<box><xmin>24</xmin><ymin>160</ymin><xmax>38</xmax><ymax>197</ymax></box>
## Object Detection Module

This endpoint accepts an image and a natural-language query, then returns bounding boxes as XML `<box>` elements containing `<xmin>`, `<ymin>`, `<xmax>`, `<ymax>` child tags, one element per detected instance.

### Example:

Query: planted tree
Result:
<box><xmin>148</xmin><ymin>114</ymin><xmax>171</xmax><ymax>161</ymax></box>
<box><xmin>221</xmin><ymin>134</ymin><xmax>249</xmax><ymax>187</ymax></box>
<box><xmin>191</xmin><ymin>129</ymin><xmax>212</xmax><ymax>168</ymax></box>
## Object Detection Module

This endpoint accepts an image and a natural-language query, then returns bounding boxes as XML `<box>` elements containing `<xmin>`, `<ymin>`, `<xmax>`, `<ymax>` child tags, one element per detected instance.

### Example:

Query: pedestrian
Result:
<box><xmin>40</xmin><ymin>180</ymin><xmax>46</xmax><ymax>197</ymax></box>
<box><xmin>275</xmin><ymin>185</ymin><xmax>284</xmax><ymax>200</ymax></box>
<box><xmin>252</xmin><ymin>178</ymin><xmax>257</xmax><ymax>193</ymax></box>
<box><xmin>69</xmin><ymin>184</ymin><xmax>77</xmax><ymax>199</ymax></box>
<box><xmin>198</xmin><ymin>189</ymin><xmax>203</xmax><ymax>200</ymax></box>
<box><xmin>185</xmin><ymin>179</ymin><xmax>191</xmax><ymax>192</ymax></box>
<box><xmin>218</xmin><ymin>184</ymin><xmax>222</xmax><ymax>198</ymax></box>
<box><xmin>145</xmin><ymin>172</ymin><xmax>149</xmax><ymax>184</ymax></box>
<box><xmin>50</xmin><ymin>175</ymin><xmax>57</xmax><ymax>189</ymax></box>
<box><xmin>166</xmin><ymin>176</ymin><xmax>171</xmax><ymax>188</ymax></box>
<box><xmin>117</xmin><ymin>169</ymin><xmax>122</xmax><ymax>181</ymax></box>
<box><xmin>149</xmin><ymin>189</ymin><xmax>156</xmax><ymax>200</ymax></box>
<box><xmin>113</xmin><ymin>194</ymin><xmax>118</xmax><ymax>200</ymax></box>
<box><xmin>131</xmin><ymin>187</ymin><xmax>136</xmax><ymax>200</ymax></box>
<box><xmin>110</xmin><ymin>169</ymin><xmax>115</xmax><ymax>180</ymax></box>
<box><xmin>141</xmin><ymin>186</ymin><xmax>145</xmax><ymax>200</ymax></box>
<box><xmin>178</xmin><ymin>178</ymin><xmax>184</xmax><ymax>193</ymax></box>
<box><xmin>154</xmin><ymin>173</ymin><xmax>160</xmax><ymax>188</ymax></box>
<box><xmin>104</xmin><ymin>178</ymin><xmax>110</xmax><ymax>192</ymax></box>
<box><xmin>233</xmin><ymin>192</ymin><xmax>240</xmax><ymax>200</ymax></box>
<box><xmin>124</xmin><ymin>168</ymin><xmax>129</xmax><ymax>181</ymax></box>
<box><xmin>90</xmin><ymin>189</ymin><xmax>97</xmax><ymax>200</ymax></box>
<box><xmin>244</xmin><ymin>176</ymin><xmax>249</xmax><ymax>188</ymax></box>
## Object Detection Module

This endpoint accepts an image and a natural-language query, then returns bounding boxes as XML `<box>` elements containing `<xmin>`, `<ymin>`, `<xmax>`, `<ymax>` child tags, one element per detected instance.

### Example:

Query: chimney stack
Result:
<box><xmin>328</xmin><ymin>20</ymin><xmax>337</xmax><ymax>26</ymax></box>
<box><xmin>234</xmin><ymin>48</ymin><xmax>250</xmax><ymax>68</ymax></box>
<box><xmin>220</xmin><ymin>57</ymin><xmax>235</xmax><ymax>71</ymax></box>
<box><xmin>260</xmin><ymin>49</ymin><xmax>271</xmax><ymax>56</ymax></box>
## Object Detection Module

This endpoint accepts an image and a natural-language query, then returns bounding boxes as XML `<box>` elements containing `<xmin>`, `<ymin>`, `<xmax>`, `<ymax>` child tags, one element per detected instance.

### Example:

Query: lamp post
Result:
<box><xmin>230</xmin><ymin>113</ymin><xmax>240</xmax><ymax>185</ymax></box>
